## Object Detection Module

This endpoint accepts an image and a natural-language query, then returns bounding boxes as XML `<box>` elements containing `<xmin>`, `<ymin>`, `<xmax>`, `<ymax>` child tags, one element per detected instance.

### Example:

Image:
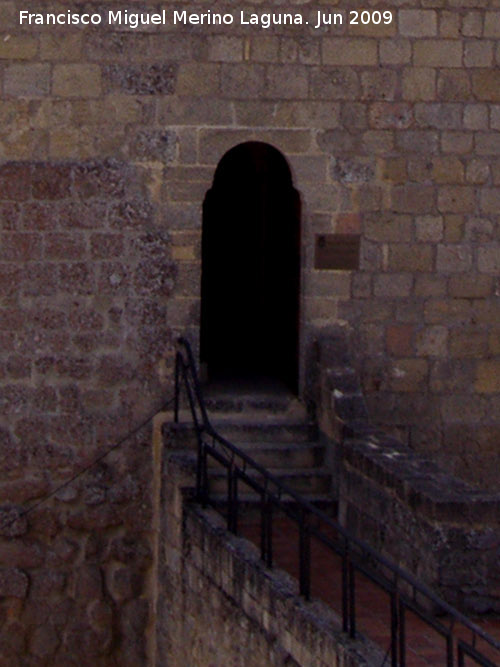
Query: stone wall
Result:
<box><xmin>314</xmin><ymin>327</ymin><xmax>500</xmax><ymax>614</ymax></box>
<box><xmin>339</xmin><ymin>434</ymin><xmax>500</xmax><ymax>614</ymax></box>
<box><xmin>0</xmin><ymin>157</ymin><xmax>173</xmax><ymax>664</ymax></box>
<box><xmin>1</xmin><ymin>3</ymin><xmax>499</xmax><ymax>484</ymax></box>
<box><xmin>158</xmin><ymin>451</ymin><xmax>383</xmax><ymax>666</ymax></box>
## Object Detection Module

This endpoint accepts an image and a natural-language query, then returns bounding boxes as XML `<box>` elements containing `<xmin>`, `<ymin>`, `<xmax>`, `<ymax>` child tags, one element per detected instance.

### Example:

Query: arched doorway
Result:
<box><xmin>200</xmin><ymin>142</ymin><xmax>300</xmax><ymax>392</ymax></box>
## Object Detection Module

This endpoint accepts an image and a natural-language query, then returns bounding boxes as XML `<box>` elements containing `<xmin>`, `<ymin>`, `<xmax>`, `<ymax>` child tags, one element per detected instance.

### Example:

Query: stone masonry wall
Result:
<box><xmin>0</xmin><ymin>2</ymin><xmax>498</xmax><ymax>492</ymax></box>
<box><xmin>158</xmin><ymin>451</ymin><xmax>383</xmax><ymax>666</ymax></box>
<box><xmin>0</xmin><ymin>1</ymin><xmax>499</xmax><ymax>662</ymax></box>
<box><xmin>0</xmin><ymin>159</ymin><xmax>172</xmax><ymax>663</ymax></box>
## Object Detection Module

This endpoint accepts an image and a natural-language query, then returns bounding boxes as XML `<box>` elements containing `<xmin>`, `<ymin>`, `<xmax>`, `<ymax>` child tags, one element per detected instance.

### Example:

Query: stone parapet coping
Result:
<box><xmin>342</xmin><ymin>432</ymin><xmax>500</xmax><ymax>526</ymax></box>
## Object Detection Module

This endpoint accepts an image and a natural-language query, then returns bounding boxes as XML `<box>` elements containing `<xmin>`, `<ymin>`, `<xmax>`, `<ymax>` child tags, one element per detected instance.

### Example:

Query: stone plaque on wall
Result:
<box><xmin>314</xmin><ymin>234</ymin><xmax>360</xmax><ymax>270</ymax></box>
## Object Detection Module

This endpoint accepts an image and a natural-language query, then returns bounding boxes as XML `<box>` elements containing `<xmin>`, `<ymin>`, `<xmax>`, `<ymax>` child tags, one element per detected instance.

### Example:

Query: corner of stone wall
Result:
<box><xmin>158</xmin><ymin>450</ymin><xmax>385</xmax><ymax>667</ymax></box>
<box><xmin>315</xmin><ymin>328</ymin><xmax>500</xmax><ymax>614</ymax></box>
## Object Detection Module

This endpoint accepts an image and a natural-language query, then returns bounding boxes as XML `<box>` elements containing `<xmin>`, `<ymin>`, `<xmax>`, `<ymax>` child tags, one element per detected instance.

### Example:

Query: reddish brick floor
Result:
<box><xmin>238</xmin><ymin>515</ymin><xmax>500</xmax><ymax>666</ymax></box>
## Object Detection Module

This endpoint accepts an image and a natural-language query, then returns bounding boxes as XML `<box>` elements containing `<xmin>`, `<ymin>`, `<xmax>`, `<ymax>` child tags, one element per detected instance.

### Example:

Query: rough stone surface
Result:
<box><xmin>160</xmin><ymin>452</ymin><xmax>383</xmax><ymax>666</ymax></box>
<box><xmin>0</xmin><ymin>1</ymin><xmax>499</xmax><ymax>661</ymax></box>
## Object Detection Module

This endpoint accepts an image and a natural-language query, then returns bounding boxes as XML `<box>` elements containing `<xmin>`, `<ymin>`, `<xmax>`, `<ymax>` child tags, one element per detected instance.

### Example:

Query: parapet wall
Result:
<box><xmin>339</xmin><ymin>434</ymin><xmax>500</xmax><ymax>614</ymax></box>
<box><xmin>315</xmin><ymin>326</ymin><xmax>500</xmax><ymax>614</ymax></box>
<box><xmin>157</xmin><ymin>451</ymin><xmax>383</xmax><ymax>667</ymax></box>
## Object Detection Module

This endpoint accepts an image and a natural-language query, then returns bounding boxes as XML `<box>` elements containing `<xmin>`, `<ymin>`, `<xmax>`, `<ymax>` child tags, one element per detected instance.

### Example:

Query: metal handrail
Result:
<box><xmin>174</xmin><ymin>337</ymin><xmax>500</xmax><ymax>667</ymax></box>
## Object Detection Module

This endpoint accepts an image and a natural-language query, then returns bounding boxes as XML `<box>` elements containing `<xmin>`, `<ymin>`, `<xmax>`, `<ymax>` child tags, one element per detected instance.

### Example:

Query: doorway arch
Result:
<box><xmin>200</xmin><ymin>142</ymin><xmax>301</xmax><ymax>392</ymax></box>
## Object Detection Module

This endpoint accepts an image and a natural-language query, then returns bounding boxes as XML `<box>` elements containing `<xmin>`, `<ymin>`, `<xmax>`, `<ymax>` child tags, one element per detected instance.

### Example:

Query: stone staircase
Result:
<box><xmin>167</xmin><ymin>386</ymin><xmax>335</xmax><ymax>510</ymax></box>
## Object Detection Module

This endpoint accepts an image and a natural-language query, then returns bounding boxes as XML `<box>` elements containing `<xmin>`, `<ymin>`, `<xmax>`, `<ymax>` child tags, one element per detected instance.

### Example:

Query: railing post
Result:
<box><xmin>174</xmin><ymin>353</ymin><xmax>180</xmax><ymax>423</ymax></box>
<box><xmin>348</xmin><ymin>559</ymin><xmax>356</xmax><ymax>639</ymax></box>
<box><xmin>399</xmin><ymin>599</ymin><xmax>406</xmax><ymax>667</ymax></box>
<box><xmin>446</xmin><ymin>633</ymin><xmax>453</xmax><ymax>667</ymax></box>
<box><xmin>391</xmin><ymin>591</ymin><xmax>399</xmax><ymax>667</ymax></box>
<box><xmin>342</xmin><ymin>538</ymin><xmax>356</xmax><ymax>639</ymax></box>
<box><xmin>260</xmin><ymin>493</ymin><xmax>273</xmax><ymax>568</ymax></box>
<box><xmin>197</xmin><ymin>441</ymin><xmax>208</xmax><ymax>508</ymax></box>
<box><xmin>227</xmin><ymin>463</ymin><xmax>238</xmax><ymax>535</ymax></box>
<box><xmin>299</xmin><ymin>508</ymin><xmax>311</xmax><ymax>601</ymax></box>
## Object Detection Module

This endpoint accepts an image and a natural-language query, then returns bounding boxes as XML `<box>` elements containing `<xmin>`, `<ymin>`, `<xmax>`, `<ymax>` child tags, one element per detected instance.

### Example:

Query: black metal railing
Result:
<box><xmin>174</xmin><ymin>337</ymin><xmax>500</xmax><ymax>667</ymax></box>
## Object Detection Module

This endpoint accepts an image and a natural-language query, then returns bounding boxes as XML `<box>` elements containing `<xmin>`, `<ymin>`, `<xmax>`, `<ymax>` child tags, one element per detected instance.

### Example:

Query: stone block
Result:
<box><xmin>414</xmin><ymin>103</ymin><xmax>461</xmax><ymax>130</ymax></box>
<box><xmin>391</xmin><ymin>185</ymin><xmax>435</xmax><ymax>213</ymax></box>
<box><xmin>475</xmin><ymin>361</ymin><xmax>500</xmax><ymax>393</ymax></box>
<box><xmin>441</xmin><ymin>131</ymin><xmax>473</xmax><ymax>154</ymax></box>
<box><xmin>389</xmin><ymin>244</ymin><xmax>434</xmax><ymax>272</ymax></box>
<box><xmin>0</xmin><ymin>568</ymin><xmax>28</xmax><ymax>598</ymax></box>
<box><xmin>450</xmin><ymin>330</ymin><xmax>488</xmax><ymax>358</ymax></box>
<box><xmin>461</xmin><ymin>14</ymin><xmax>482</xmax><ymax>40</ymax></box>
<box><xmin>104</xmin><ymin>63</ymin><xmax>177</xmax><ymax>95</ymax></box>
<box><xmin>53</xmin><ymin>65</ymin><xmax>101</xmax><ymax>98</ymax></box>
<box><xmin>414</xmin><ymin>274</ymin><xmax>447</xmax><ymax>297</ymax></box>
<box><xmin>436</xmin><ymin>244</ymin><xmax>473</xmax><ymax>273</ymax></box>
<box><xmin>389</xmin><ymin>358</ymin><xmax>428</xmax><ymax>392</ymax></box>
<box><xmin>415</xmin><ymin>325</ymin><xmax>448</xmax><ymax>357</ymax></box>
<box><xmin>402</xmin><ymin>68</ymin><xmax>436</xmax><ymax>101</ymax></box>
<box><xmin>250</xmin><ymin>36</ymin><xmax>279</xmax><ymax>62</ymax></box>
<box><xmin>128</xmin><ymin>129</ymin><xmax>177</xmax><ymax>163</ymax></box>
<box><xmin>424</xmin><ymin>299</ymin><xmax>472</xmax><ymax>325</ymax></box>
<box><xmin>464</xmin><ymin>40</ymin><xmax>494</xmax><ymax>67</ymax></box>
<box><xmin>443</xmin><ymin>213</ymin><xmax>465</xmax><ymax>243</ymax></box>
<box><xmin>478</xmin><ymin>246</ymin><xmax>500</xmax><ymax>274</ymax></box>
<box><xmin>322</xmin><ymin>39</ymin><xmax>377</xmax><ymax>66</ymax></box>
<box><xmin>489</xmin><ymin>331</ymin><xmax>500</xmax><ymax>355</ymax></box>
<box><xmin>364</xmin><ymin>213</ymin><xmax>412</xmax><ymax>242</ymax></box>
<box><xmin>396</xmin><ymin>130</ymin><xmax>439</xmax><ymax>154</ymax></box>
<box><xmin>437</xmin><ymin>187</ymin><xmax>475</xmax><ymax>213</ymax></box>
<box><xmin>207</xmin><ymin>36</ymin><xmax>243</xmax><ymax>62</ymax></box>
<box><xmin>265</xmin><ymin>65</ymin><xmax>308</xmax><ymax>99</ymax></box>
<box><xmin>0</xmin><ymin>232</ymin><xmax>42</xmax><ymax>262</ymax></box>
<box><xmin>464</xmin><ymin>104</ymin><xmax>489</xmax><ymax>130</ymax></box>
<box><xmin>0</xmin><ymin>163</ymin><xmax>30</xmax><ymax>201</ymax></box>
<box><xmin>32</xmin><ymin>163</ymin><xmax>72</xmax><ymax>199</ymax></box>
<box><xmin>29</xmin><ymin>624</ymin><xmax>60</xmax><ymax>658</ymax></box>
<box><xmin>363</xmin><ymin>130</ymin><xmax>394</xmax><ymax>153</ymax></box>
<box><xmin>373</xmin><ymin>274</ymin><xmax>413</xmax><ymax>298</ymax></box>
<box><xmin>448</xmin><ymin>274</ymin><xmax>493</xmax><ymax>297</ymax></box>
<box><xmin>476</xmin><ymin>132</ymin><xmax>500</xmax><ymax>155</ymax></box>
<box><xmin>159</xmin><ymin>96</ymin><xmax>232</xmax><ymax>125</ymax></box>
<box><xmin>415</xmin><ymin>216</ymin><xmax>443</xmax><ymax>242</ymax></box>
<box><xmin>310</xmin><ymin>67</ymin><xmax>359</xmax><ymax>100</ymax></box>
<box><xmin>257</xmin><ymin>129</ymin><xmax>311</xmax><ymax>153</ymax></box>
<box><xmin>341</xmin><ymin>102</ymin><xmax>367</xmax><ymax>131</ymax></box>
<box><xmin>0</xmin><ymin>35</ymin><xmax>38</xmax><ymax>59</ymax></box>
<box><xmin>437</xmin><ymin>70</ymin><xmax>471</xmax><ymax>101</ymax></box>
<box><xmin>40</xmin><ymin>34</ymin><xmax>82</xmax><ymax>60</ymax></box>
<box><xmin>199</xmin><ymin>129</ymin><xmax>253</xmax><ymax>164</ymax></box>
<box><xmin>386</xmin><ymin>324</ymin><xmax>414</xmax><ymax>357</ymax></box>
<box><xmin>219</xmin><ymin>64</ymin><xmax>265</xmax><ymax>98</ymax></box>
<box><xmin>379</xmin><ymin>38</ymin><xmax>411</xmax><ymax>65</ymax></box>
<box><xmin>484</xmin><ymin>11</ymin><xmax>500</xmax><ymax>37</ymax></box>
<box><xmin>361</xmin><ymin>70</ymin><xmax>397</xmax><ymax>101</ymax></box>
<box><xmin>4</xmin><ymin>64</ymin><xmax>50</xmax><ymax>96</ymax></box>
<box><xmin>439</xmin><ymin>11</ymin><xmax>460</xmax><ymax>38</ymax></box>
<box><xmin>414</xmin><ymin>40</ymin><xmax>462</xmax><ymax>67</ymax></box>
<box><xmin>472</xmin><ymin>70</ymin><xmax>500</xmax><ymax>101</ymax></box>
<box><xmin>399</xmin><ymin>10</ymin><xmax>437</xmax><ymax>37</ymax></box>
<box><xmin>370</xmin><ymin>103</ymin><xmax>412</xmax><ymax>130</ymax></box>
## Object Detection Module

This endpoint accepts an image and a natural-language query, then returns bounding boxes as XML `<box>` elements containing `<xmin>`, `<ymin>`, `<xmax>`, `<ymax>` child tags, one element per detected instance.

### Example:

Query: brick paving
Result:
<box><xmin>238</xmin><ymin>515</ymin><xmax>500</xmax><ymax>666</ymax></box>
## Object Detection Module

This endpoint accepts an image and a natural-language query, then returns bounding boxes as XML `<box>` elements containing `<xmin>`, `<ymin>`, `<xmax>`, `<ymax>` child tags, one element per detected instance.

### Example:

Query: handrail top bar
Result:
<box><xmin>175</xmin><ymin>336</ymin><xmax>500</xmax><ymax>654</ymax></box>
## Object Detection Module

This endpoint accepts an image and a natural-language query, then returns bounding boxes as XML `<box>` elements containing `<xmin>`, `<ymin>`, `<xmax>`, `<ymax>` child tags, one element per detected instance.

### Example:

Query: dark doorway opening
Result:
<box><xmin>200</xmin><ymin>142</ymin><xmax>301</xmax><ymax>393</ymax></box>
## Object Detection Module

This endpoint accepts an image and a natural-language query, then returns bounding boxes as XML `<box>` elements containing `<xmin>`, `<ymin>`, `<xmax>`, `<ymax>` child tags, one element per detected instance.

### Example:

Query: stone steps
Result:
<box><xmin>207</xmin><ymin>441</ymin><xmax>325</xmax><ymax>469</ymax></box>
<box><xmin>208</xmin><ymin>466</ymin><xmax>332</xmax><ymax>496</ymax></box>
<box><xmin>167</xmin><ymin>389</ymin><xmax>333</xmax><ymax>511</ymax></box>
